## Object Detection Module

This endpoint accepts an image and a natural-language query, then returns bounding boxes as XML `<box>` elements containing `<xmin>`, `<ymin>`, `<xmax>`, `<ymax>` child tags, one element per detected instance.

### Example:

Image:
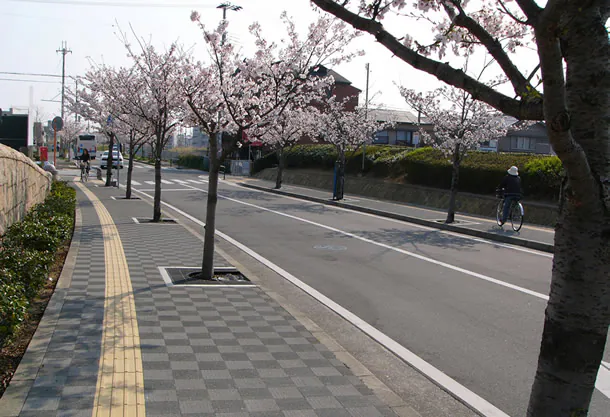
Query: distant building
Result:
<box><xmin>190</xmin><ymin>126</ymin><xmax>209</xmax><ymax>148</ymax></box>
<box><xmin>497</xmin><ymin>122</ymin><xmax>553</xmax><ymax>154</ymax></box>
<box><xmin>368</xmin><ymin>108</ymin><xmax>432</xmax><ymax>147</ymax></box>
<box><xmin>0</xmin><ymin>108</ymin><xmax>29</xmax><ymax>151</ymax></box>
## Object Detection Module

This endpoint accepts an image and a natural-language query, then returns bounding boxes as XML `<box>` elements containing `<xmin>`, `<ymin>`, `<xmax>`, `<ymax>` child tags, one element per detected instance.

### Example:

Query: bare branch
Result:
<box><xmin>497</xmin><ymin>0</ymin><xmax>529</xmax><ymax>25</ymax></box>
<box><xmin>514</xmin><ymin>0</ymin><xmax>543</xmax><ymax>21</ymax></box>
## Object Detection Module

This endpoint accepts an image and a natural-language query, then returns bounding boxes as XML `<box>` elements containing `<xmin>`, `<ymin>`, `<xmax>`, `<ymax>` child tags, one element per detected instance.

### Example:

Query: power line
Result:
<box><xmin>0</xmin><ymin>71</ymin><xmax>62</xmax><ymax>78</ymax></box>
<box><xmin>0</xmin><ymin>78</ymin><xmax>61</xmax><ymax>84</ymax></box>
<box><xmin>11</xmin><ymin>0</ymin><xmax>218</xmax><ymax>7</ymax></box>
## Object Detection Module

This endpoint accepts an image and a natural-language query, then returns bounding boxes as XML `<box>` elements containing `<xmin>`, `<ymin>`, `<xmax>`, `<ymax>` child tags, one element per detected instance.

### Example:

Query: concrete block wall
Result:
<box><xmin>256</xmin><ymin>168</ymin><xmax>558</xmax><ymax>227</ymax></box>
<box><xmin>0</xmin><ymin>144</ymin><xmax>52</xmax><ymax>236</ymax></box>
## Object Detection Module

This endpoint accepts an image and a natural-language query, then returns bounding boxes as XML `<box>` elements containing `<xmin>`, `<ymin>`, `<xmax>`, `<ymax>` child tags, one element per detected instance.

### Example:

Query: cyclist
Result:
<box><xmin>497</xmin><ymin>165</ymin><xmax>522</xmax><ymax>225</ymax></box>
<box><xmin>79</xmin><ymin>148</ymin><xmax>91</xmax><ymax>180</ymax></box>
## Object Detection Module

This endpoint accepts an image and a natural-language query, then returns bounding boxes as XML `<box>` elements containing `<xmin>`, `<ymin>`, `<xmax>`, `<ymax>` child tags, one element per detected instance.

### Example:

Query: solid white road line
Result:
<box><xmin>132</xmin><ymin>187</ymin><xmax>510</xmax><ymax>417</ymax></box>
<box><xmin>241</xmin><ymin>183</ymin><xmax>553</xmax><ymax>259</ymax></box>
<box><xmin>180</xmin><ymin>183</ymin><xmax>551</xmax><ymax>301</ymax></box>
<box><xmin>138</xmin><ymin>188</ymin><xmax>192</xmax><ymax>192</ymax></box>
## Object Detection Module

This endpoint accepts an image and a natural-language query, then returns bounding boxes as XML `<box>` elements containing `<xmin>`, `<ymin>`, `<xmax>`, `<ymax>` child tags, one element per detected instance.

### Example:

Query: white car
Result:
<box><xmin>100</xmin><ymin>150</ymin><xmax>124</xmax><ymax>169</ymax></box>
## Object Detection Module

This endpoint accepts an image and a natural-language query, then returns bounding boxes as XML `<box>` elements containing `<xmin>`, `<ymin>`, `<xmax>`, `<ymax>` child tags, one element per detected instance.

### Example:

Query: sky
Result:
<box><xmin>0</xmin><ymin>0</ymin><xmax>540</xmax><ymax>124</ymax></box>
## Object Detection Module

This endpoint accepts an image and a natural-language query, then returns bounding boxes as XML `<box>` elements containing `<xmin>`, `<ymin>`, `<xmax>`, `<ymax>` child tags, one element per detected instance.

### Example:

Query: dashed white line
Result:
<box><xmin>131</xmin><ymin>180</ymin><xmax>141</xmax><ymax>186</ymax></box>
<box><xmin>161</xmin><ymin>179</ymin><xmax>174</xmax><ymax>184</ymax></box>
<box><xmin>145</xmin><ymin>181</ymin><xmax>155</xmax><ymax>185</ymax></box>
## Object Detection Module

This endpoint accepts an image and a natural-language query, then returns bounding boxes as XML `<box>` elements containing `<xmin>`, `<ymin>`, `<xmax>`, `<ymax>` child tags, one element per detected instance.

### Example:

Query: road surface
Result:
<box><xmin>110</xmin><ymin>162</ymin><xmax>610</xmax><ymax>417</ymax></box>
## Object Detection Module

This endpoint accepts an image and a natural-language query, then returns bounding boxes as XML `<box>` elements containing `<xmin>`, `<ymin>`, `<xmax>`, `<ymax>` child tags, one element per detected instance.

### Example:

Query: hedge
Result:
<box><xmin>0</xmin><ymin>181</ymin><xmax>76</xmax><ymax>338</ymax></box>
<box><xmin>252</xmin><ymin>145</ymin><xmax>562</xmax><ymax>201</ymax></box>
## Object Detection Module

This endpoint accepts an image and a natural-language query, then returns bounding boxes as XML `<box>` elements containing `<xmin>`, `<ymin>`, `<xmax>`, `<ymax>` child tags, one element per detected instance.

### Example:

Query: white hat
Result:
<box><xmin>508</xmin><ymin>166</ymin><xmax>519</xmax><ymax>176</ymax></box>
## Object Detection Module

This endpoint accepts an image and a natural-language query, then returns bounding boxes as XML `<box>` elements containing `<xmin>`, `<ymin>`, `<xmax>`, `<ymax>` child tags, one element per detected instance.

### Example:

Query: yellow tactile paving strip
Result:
<box><xmin>76</xmin><ymin>182</ymin><xmax>146</xmax><ymax>417</ymax></box>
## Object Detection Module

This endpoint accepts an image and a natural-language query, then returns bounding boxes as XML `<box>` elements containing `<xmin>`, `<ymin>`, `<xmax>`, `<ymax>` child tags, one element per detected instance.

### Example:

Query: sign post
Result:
<box><xmin>51</xmin><ymin>116</ymin><xmax>64</xmax><ymax>166</ymax></box>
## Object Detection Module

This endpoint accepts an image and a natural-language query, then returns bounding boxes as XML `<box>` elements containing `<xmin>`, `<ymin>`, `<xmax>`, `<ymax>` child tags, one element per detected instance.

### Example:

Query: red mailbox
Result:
<box><xmin>40</xmin><ymin>146</ymin><xmax>48</xmax><ymax>161</ymax></box>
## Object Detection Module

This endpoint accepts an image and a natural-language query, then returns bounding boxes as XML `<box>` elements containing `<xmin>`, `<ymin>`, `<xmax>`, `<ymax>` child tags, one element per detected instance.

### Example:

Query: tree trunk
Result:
<box><xmin>152</xmin><ymin>157</ymin><xmax>162</xmax><ymax>222</ymax></box>
<box><xmin>334</xmin><ymin>150</ymin><xmax>346</xmax><ymax>200</ymax></box>
<box><xmin>126</xmin><ymin>150</ymin><xmax>135</xmax><ymax>199</ymax></box>
<box><xmin>201</xmin><ymin>136</ymin><xmax>220</xmax><ymax>280</ymax></box>
<box><xmin>275</xmin><ymin>148</ymin><xmax>285</xmax><ymax>189</ymax></box>
<box><xmin>105</xmin><ymin>134</ymin><xmax>114</xmax><ymax>186</ymax></box>
<box><xmin>445</xmin><ymin>143</ymin><xmax>461</xmax><ymax>224</ymax></box>
<box><xmin>527</xmin><ymin>4</ymin><xmax>610</xmax><ymax>416</ymax></box>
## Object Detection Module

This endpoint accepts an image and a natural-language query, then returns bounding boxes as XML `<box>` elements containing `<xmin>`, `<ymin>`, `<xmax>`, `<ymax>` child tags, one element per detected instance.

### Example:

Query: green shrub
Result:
<box><xmin>252</xmin><ymin>151</ymin><xmax>278</xmax><ymax>174</ymax></box>
<box><xmin>253</xmin><ymin>144</ymin><xmax>562</xmax><ymax>200</ymax></box>
<box><xmin>0</xmin><ymin>180</ymin><xmax>76</xmax><ymax>338</ymax></box>
<box><xmin>0</xmin><ymin>268</ymin><xmax>28</xmax><ymax>337</ymax></box>
<box><xmin>177</xmin><ymin>154</ymin><xmax>207</xmax><ymax>171</ymax></box>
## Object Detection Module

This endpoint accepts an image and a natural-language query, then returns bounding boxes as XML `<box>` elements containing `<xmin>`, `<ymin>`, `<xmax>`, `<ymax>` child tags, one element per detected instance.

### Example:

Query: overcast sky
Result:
<box><xmin>1</xmin><ymin>0</ymin><xmax>540</xmax><ymax>124</ymax></box>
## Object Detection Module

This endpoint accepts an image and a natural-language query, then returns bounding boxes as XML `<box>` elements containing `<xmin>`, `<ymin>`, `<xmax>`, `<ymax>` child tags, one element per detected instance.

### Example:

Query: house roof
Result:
<box><xmin>310</xmin><ymin>64</ymin><xmax>360</xmax><ymax>90</ymax></box>
<box><xmin>366</xmin><ymin>108</ymin><xmax>430</xmax><ymax>125</ymax></box>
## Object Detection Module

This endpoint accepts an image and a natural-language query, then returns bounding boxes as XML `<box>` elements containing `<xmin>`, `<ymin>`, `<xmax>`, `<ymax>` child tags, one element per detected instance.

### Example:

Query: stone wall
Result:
<box><xmin>0</xmin><ymin>144</ymin><xmax>52</xmax><ymax>236</ymax></box>
<box><xmin>256</xmin><ymin>168</ymin><xmax>558</xmax><ymax>226</ymax></box>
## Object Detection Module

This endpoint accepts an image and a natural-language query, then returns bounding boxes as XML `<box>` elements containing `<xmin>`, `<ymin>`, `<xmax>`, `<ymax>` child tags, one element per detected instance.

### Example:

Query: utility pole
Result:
<box><xmin>362</xmin><ymin>63</ymin><xmax>370</xmax><ymax>172</ymax></box>
<box><xmin>215</xmin><ymin>2</ymin><xmax>242</xmax><ymax>160</ymax></box>
<box><xmin>56</xmin><ymin>41</ymin><xmax>72</xmax><ymax>121</ymax></box>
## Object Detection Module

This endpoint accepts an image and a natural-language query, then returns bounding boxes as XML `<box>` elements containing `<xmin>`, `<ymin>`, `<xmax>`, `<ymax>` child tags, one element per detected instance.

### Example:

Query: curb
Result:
<box><xmin>239</xmin><ymin>182</ymin><xmax>555</xmax><ymax>254</ymax></box>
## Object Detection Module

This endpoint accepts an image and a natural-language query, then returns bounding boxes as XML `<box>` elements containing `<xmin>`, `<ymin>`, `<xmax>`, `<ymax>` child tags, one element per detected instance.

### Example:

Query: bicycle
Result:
<box><xmin>80</xmin><ymin>161</ymin><xmax>90</xmax><ymax>182</ymax></box>
<box><xmin>496</xmin><ymin>191</ymin><xmax>524</xmax><ymax>231</ymax></box>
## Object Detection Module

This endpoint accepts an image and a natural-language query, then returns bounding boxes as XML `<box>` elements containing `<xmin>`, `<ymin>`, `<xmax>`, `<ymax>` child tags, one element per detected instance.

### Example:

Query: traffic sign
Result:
<box><xmin>52</xmin><ymin>116</ymin><xmax>64</xmax><ymax>131</ymax></box>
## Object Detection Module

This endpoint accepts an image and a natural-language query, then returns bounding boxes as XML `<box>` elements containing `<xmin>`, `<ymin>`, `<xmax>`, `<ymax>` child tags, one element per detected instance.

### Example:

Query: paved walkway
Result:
<box><xmin>240</xmin><ymin>178</ymin><xmax>555</xmax><ymax>253</ymax></box>
<box><xmin>0</xmin><ymin>178</ymin><xmax>401</xmax><ymax>417</ymax></box>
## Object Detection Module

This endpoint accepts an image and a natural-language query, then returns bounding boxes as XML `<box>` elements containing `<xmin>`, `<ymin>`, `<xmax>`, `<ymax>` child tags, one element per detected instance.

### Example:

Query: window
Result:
<box><xmin>374</xmin><ymin>130</ymin><xmax>389</xmax><ymax>144</ymax></box>
<box><xmin>396</xmin><ymin>130</ymin><xmax>413</xmax><ymax>145</ymax></box>
<box><xmin>510</xmin><ymin>136</ymin><xmax>536</xmax><ymax>151</ymax></box>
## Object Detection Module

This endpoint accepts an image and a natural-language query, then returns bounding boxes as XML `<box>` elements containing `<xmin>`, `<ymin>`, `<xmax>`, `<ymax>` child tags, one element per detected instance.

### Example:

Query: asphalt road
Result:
<box><xmin>121</xmin><ymin>163</ymin><xmax>610</xmax><ymax>417</ymax></box>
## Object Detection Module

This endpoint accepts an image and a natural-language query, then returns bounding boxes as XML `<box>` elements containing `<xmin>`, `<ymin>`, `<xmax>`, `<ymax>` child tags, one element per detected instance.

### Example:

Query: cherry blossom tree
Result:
<box><xmin>311</xmin><ymin>0</ymin><xmax>610</xmax><ymax>415</ymax></box>
<box><xmin>185</xmin><ymin>12</ymin><xmax>362</xmax><ymax>280</ymax></box>
<box><xmin>258</xmin><ymin>108</ymin><xmax>320</xmax><ymax>189</ymax></box>
<box><xmin>317</xmin><ymin>95</ymin><xmax>390</xmax><ymax>200</ymax></box>
<box><xmin>118</xmin><ymin>34</ymin><xmax>185</xmax><ymax>221</ymax></box>
<box><xmin>113</xmin><ymin>115</ymin><xmax>152</xmax><ymax>199</ymax></box>
<box><xmin>68</xmin><ymin>65</ymin><xmax>122</xmax><ymax>187</ymax></box>
<box><xmin>59</xmin><ymin>115</ymin><xmax>84</xmax><ymax>159</ymax></box>
<box><xmin>400</xmin><ymin>84</ymin><xmax>504</xmax><ymax>223</ymax></box>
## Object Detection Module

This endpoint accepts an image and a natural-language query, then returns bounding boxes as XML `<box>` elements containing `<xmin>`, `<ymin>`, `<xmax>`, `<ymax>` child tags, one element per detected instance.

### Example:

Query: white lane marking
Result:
<box><xmin>161</xmin><ymin>179</ymin><xmax>174</xmax><ymax>184</ymax></box>
<box><xmin>145</xmin><ymin>181</ymin><xmax>155</xmax><ymax>185</ymax></box>
<box><xmin>131</xmin><ymin>217</ymin><xmax>140</xmax><ymax>224</ymax></box>
<box><xmin>277</xmin><ymin>182</ymin><xmax>556</xmax><ymax>234</ymax></box>
<box><xmin>138</xmin><ymin>188</ymin><xmax>193</xmax><ymax>192</ymax></box>
<box><xmin>131</xmin><ymin>180</ymin><xmax>141</xmax><ymax>186</ymax></box>
<box><xmin>240</xmin><ymin>184</ymin><xmax>553</xmax><ymax>258</ymax></box>
<box><xmin>596</xmin><ymin>367</ymin><xmax>610</xmax><ymax>398</ymax></box>
<box><xmin>172</xmin><ymin>179</ymin><xmax>189</xmax><ymax>184</ymax></box>
<box><xmin>133</xmin><ymin>188</ymin><xmax>510</xmax><ymax>417</ymax></box>
<box><xmin>188</xmin><ymin>179</ymin><xmax>205</xmax><ymax>184</ymax></box>
<box><xmin>181</xmin><ymin>183</ymin><xmax>551</xmax><ymax>301</ymax></box>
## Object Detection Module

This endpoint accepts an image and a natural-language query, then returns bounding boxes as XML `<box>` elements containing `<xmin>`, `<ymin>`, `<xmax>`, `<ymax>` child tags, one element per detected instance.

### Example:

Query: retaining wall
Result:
<box><xmin>0</xmin><ymin>144</ymin><xmax>53</xmax><ymax>236</ymax></box>
<box><xmin>255</xmin><ymin>168</ymin><xmax>558</xmax><ymax>226</ymax></box>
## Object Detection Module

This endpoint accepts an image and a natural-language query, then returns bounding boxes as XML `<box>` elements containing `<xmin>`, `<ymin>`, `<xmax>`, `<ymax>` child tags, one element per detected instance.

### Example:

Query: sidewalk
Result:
<box><xmin>0</xmin><ymin>179</ymin><xmax>405</xmax><ymax>416</ymax></box>
<box><xmin>240</xmin><ymin>178</ymin><xmax>555</xmax><ymax>253</ymax></box>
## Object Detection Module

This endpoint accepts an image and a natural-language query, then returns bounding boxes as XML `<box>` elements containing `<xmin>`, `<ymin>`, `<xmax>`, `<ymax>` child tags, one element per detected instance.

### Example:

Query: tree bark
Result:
<box><xmin>527</xmin><ymin>3</ymin><xmax>610</xmax><ymax>416</ymax></box>
<box><xmin>201</xmin><ymin>136</ymin><xmax>220</xmax><ymax>281</ymax></box>
<box><xmin>105</xmin><ymin>133</ymin><xmax>114</xmax><ymax>186</ymax></box>
<box><xmin>152</xmin><ymin>156</ymin><xmax>162</xmax><ymax>222</ymax></box>
<box><xmin>126</xmin><ymin>149</ymin><xmax>135</xmax><ymax>200</ymax></box>
<box><xmin>334</xmin><ymin>150</ymin><xmax>346</xmax><ymax>200</ymax></box>
<box><xmin>275</xmin><ymin>148</ymin><xmax>285</xmax><ymax>189</ymax></box>
<box><xmin>445</xmin><ymin>143</ymin><xmax>461</xmax><ymax>224</ymax></box>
